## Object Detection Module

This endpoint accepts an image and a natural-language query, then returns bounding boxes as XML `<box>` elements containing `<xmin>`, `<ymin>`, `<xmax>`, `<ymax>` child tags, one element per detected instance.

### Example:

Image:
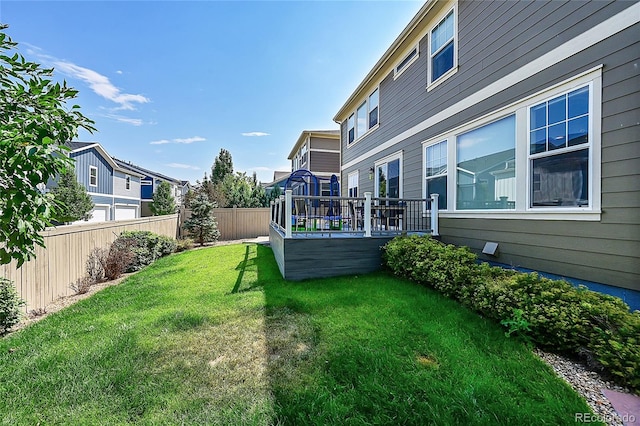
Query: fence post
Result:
<box><xmin>430</xmin><ymin>193</ymin><xmax>439</xmax><ymax>237</ymax></box>
<box><xmin>232</xmin><ymin>206</ymin><xmax>238</xmax><ymax>240</ymax></box>
<box><xmin>364</xmin><ymin>192</ymin><xmax>372</xmax><ymax>238</ymax></box>
<box><xmin>285</xmin><ymin>190</ymin><xmax>292</xmax><ymax>239</ymax></box>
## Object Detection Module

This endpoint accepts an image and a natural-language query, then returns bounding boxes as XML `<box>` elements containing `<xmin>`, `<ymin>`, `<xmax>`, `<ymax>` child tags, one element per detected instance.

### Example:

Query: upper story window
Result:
<box><xmin>300</xmin><ymin>145</ymin><xmax>308</xmax><ymax>166</ymax></box>
<box><xmin>429</xmin><ymin>8</ymin><xmax>456</xmax><ymax>84</ymax></box>
<box><xmin>394</xmin><ymin>44</ymin><xmax>419</xmax><ymax>79</ymax></box>
<box><xmin>529</xmin><ymin>85</ymin><xmax>590</xmax><ymax>208</ymax></box>
<box><xmin>347</xmin><ymin>114</ymin><xmax>355</xmax><ymax>144</ymax></box>
<box><xmin>89</xmin><ymin>166</ymin><xmax>98</xmax><ymax>187</ymax></box>
<box><xmin>125</xmin><ymin>175</ymin><xmax>131</xmax><ymax>190</ymax></box>
<box><xmin>349</xmin><ymin>87</ymin><xmax>380</xmax><ymax>146</ymax></box>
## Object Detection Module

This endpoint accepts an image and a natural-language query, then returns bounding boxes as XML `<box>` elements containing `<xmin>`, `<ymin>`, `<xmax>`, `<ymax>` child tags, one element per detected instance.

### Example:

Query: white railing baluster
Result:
<box><xmin>430</xmin><ymin>193</ymin><xmax>439</xmax><ymax>237</ymax></box>
<box><xmin>285</xmin><ymin>190</ymin><xmax>292</xmax><ymax>239</ymax></box>
<box><xmin>364</xmin><ymin>192</ymin><xmax>372</xmax><ymax>238</ymax></box>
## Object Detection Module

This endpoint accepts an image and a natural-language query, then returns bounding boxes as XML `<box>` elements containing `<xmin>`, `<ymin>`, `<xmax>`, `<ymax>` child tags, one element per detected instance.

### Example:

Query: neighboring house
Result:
<box><xmin>113</xmin><ymin>158</ymin><xmax>186</xmax><ymax>217</ymax></box>
<box><xmin>333</xmin><ymin>1</ymin><xmax>639</xmax><ymax>299</ymax></box>
<box><xmin>60</xmin><ymin>142</ymin><xmax>144</xmax><ymax>222</ymax></box>
<box><xmin>264</xmin><ymin>130</ymin><xmax>341</xmax><ymax>195</ymax></box>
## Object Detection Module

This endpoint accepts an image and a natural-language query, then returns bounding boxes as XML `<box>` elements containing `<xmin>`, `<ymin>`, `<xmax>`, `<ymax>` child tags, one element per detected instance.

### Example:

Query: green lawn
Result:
<box><xmin>0</xmin><ymin>244</ymin><xmax>599</xmax><ymax>425</ymax></box>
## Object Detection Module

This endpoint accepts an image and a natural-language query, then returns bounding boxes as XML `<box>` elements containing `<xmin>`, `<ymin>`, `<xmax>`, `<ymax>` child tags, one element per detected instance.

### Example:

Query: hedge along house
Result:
<box><xmin>333</xmin><ymin>1</ymin><xmax>640</xmax><ymax>307</ymax></box>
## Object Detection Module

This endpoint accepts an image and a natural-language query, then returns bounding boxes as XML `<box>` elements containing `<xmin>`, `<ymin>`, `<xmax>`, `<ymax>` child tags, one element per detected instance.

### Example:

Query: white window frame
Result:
<box><xmin>347</xmin><ymin>86</ymin><xmax>381</xmax><ymax>148</ymax></box>
<box><xmin>89</xmin><ymin>166</ymin><xmax>98</xmax><ymax>187</ymax></box>
<box><xmin>427</xmin><ymin>4</ymin><xmax>458</xmax><ymax>90</ymax></box>
<box><xmin>347</xmin><ymin>114</ymin><xmax>355</xmax><ymax>145</ymax></box>
<box><xmin>394</xmin><ymin>43</ymin><xmax>419</xmax><ymax>79</ymax></box>
<box><xmin>526</xmin><ymin>82</ymin><xmax>594</xmax><ymax>211</ymax></box>
<box><xmin>422</xmin><ymin>139</ymin><xmax>448</xmax><ymax>211</ymax></box>
<box><xmin>419</xmin><ymin>67</ymin><xmax>601</xmax><ymax>221</ymax></box>
<box><xmin>125</xmin><ymin>174</ymin><xmax>131</xmax><ymax>190</ymax></box>
<box><xmin>348</xmin><ymin>170</ymin><xmax>359</xmax><ymax>198</ymax></box>
<box><xmin>374</xmin><ymin>150</ymin><xmax>403</xmax><ymax>199</ymax></box>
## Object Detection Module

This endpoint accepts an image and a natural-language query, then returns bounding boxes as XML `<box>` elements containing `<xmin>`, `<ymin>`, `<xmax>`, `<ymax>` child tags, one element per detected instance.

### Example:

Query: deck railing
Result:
<box><xmin>270</xmin><ymin>190</ymin><xmax>439</xmax><ymax>238</ymax></box>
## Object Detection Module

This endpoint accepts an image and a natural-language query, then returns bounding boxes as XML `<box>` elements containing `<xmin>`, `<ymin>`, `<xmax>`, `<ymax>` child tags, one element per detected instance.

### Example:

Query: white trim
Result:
<box><xmin>347</xmin><ymin>170</ymin><xmax>359</xmax><ymax>197</ymax></box>
<box><xmin>347</xmin><ymin>86</ymin><xmax>380</xmax><ymax>148</ymax></box>
<box><xmin>342</xmin><ymin>0</ymin><xmax>639</xmax><ymax>170</ymax></box>
<box><xmin>422</xmin><ymin>138</ymin><xmax>448</xmax><ymax>211</ymax></box>
<box><xmin>309</xmin><ymin>148</ymin><xmax>341</xmax><ymax>154</ymax></box>
<box><xmin>439</xmin><ymin>211</ymin><xmax>602</xmax><ymax>221</ymax></box>
<box><xmin>88</xmin><ymin>165</ymin><xmax>98</xmax><ymax>187</ymax></box>
<box><xmin>427</xmin><ymin>4</ymin><xmax>457</xmax><ymax>87</ymax></box>
<box><xmin>393</xmin><ymin>43</ymin><xmax>420</xmax><ymax>79</ymax></box>
<box><xmin>111</xmin><ymin>194</ymin><xmax>141</xmax><ymax>201</ymax></box>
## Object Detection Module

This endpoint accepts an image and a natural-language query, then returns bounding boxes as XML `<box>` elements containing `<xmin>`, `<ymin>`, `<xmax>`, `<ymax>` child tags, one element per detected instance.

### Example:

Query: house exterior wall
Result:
<box><xmin>113</xmin><ymin>170</ymin><xmax>141</xmax><ymax>199</ymax></box>
<box><xmin>309</xmin><ymin>151</ymin><xmax>340</xmax><ymax>174</ymax></box>
<box><xmin>310</xmin><ymin>136</ymin><xmax>339</xmax><ymax>151</ymax></box>
<box><xmin>338</xmin><ymin>0</ymin><xmax>639</xmax><ymax>292</ymax></box>
<box><xmin>70</xmin><ymin>148</ymin><xmax>113</xmax><ymax>195</ymax></box>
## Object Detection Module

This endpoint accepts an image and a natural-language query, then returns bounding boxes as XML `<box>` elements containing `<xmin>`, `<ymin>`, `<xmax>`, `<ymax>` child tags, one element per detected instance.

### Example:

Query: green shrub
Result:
<box><xmin>382</xmin><ymin>235</ymin><xmax>640</xmax><ymax>391</ymax></box>
<box><xmin>0</xmin><ymin>278</ymin><xmax>25</xmax><ymax>336</ymax></box>
<box><xmin>176</xmin><ymin>238</ymin><xmax>194</xmax><ymax>252</ymax></box>
<box><xmin>114</xmin><ymin>231</ymin><xmax>177</xmax><ymax>272</ymax></box>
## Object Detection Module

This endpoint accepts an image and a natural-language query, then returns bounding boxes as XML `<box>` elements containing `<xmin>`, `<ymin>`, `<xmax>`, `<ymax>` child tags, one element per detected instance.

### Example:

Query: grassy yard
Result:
<box><xmin>0</xmin><ymin>244</ymin><xmax>598</xmax><ymax>425</ymax></box>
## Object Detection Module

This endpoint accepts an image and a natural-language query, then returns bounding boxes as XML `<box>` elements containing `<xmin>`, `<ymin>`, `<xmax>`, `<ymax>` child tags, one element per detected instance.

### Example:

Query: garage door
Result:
<box><xmin>115</xmin><ymin>205</ymin><xmax>137</xmax><ymax>221</ymax></box>
<box><xmin>87</xmin><ymin>205</ymin><xmax>109</xmax><ymax>223</ymax></box>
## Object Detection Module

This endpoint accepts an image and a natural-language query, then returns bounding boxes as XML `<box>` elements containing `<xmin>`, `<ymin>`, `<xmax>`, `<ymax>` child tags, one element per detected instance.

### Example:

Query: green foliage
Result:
<box><xmin>211</xmin><ymin>148</ymin><xmax>233</xmax><ymax>186</ymax></box>
<box><xmin>175</xmin><ymin>238</ymin><xmax>194</xmax><ymax>252</ymax></box>
<box><xmin>149</xmin><ymin>181</ymin><xmax>177</xmax><ymax>216</ymax></box>
<box><xmin>114</xmin><ymin>230</ymin><xmax>177</xmax><ymax>272</ymax></box>
<box><xmin>382</xmin><ymin>235</ymin><xmax>640</xmax><ymax>391</ymax></box>
<box><xmin>0</xmin><ymin>278</ymin><xmax>25</xmax><ymax>335</ymax></box>
<box><xmin>0</xmin><ymin>25</ymin><xmax>95</xmax><ymax>266</ymax></box>
<box><xmin>50</xmin><ymin>166</ymin><xmax>94</xmax><ymax>223</ymax></box>
<box><xmin>183</xmin><ymin>193</ymin><xmax>220</xmax><ymax>246</ymax></box>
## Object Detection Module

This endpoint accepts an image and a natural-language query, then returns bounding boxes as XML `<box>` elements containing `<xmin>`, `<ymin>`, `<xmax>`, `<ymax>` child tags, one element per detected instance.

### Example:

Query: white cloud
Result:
<box><xmin>150</xmin><ymin>136</ymin><xmax>206</xmax><ymax>145</ymax></box>
<box><xmin>174</xmin><ymin>136</ymin><xmax>206</xmax><ymax>144</ymax></box>
<box><xmin>116</xmin><ymin>70</ymin><xmax>123</xmax><ymax>75</ymax></box>
<box><xmin>52</xmin><ymin>60</ymin><xmax>149</xmax><ymax>110</ymax></box>
<box><xmin>241</xmin><ymin>132</ymin><xmax>270</xmax><ymax>137</ymax></box>
<box><xmin>103</xmin><ymin>114</ymin><xmax>143</xmax><ymax>126</ymax></box>
<box><xmin>167</xmin><ymin>163</ymin><xmax>200</xmax><ymax>170</ymax></box>
<box><xmin>249</xmin><ymin>166</ymin><xmax>271</xmax><ymax>172</ymax></box>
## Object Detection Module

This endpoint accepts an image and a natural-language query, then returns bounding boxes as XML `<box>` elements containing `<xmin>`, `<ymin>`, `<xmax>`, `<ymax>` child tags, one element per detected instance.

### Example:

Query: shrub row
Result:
<box><xmin>114</xmin><ymin>231</ymin><xmax>177</xmax><ymax>272</ymax></box>
<box><xmin>382</xmin><ymin>235</ymin><xmax>640</xmax><ymax>391</ymax></box>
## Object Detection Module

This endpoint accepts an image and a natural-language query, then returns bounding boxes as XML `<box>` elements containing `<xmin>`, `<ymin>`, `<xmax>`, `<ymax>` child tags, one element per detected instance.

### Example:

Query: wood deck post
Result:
<box><xmin>430</xmin><ymin>193</ymin><xmax>439</xmax><ymax>237</ymax></box>
<box><xmin>364</xmin><ymin>192</ymin><xmax>372</xmax><ymax>237</ymax></box>
<box><xmin>285</xmin><ymin>190</ymin><xmax>292</xmax><ymax>239</ymax></box>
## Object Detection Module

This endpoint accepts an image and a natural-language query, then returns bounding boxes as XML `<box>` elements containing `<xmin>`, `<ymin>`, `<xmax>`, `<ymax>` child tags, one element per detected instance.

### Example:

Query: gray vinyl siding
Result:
<box><xmin>340</xmin><ymin>1</ymin><xmax>639</xmax><ymax>291</ymax></box>
<box><xmin>113</xmin><ymin>170</ymin><xmax>141</xmax><ymax>198</ymax></box>
<box><xmin>114</xmin><ymin>197</ymin><xmax>140</xmax><ymax>206</ymax></box>
<box><xmin>90</xmin><ymin>195</ymin><xmax>113</xmax><ymax>205</ymax></box>
<box><xmin>309</xmin><ymin>151</ymin><xmax>340</xmax><ymax>174</ymax></box>
<box><xmin>71</xmin><ymin>148</ymin><xmax>113</xmax><ymax>195</ymax></box>
<box><xmin>310</xmin><ymin>136</ymin><xmax>339</xmax><ymax>151</ymax></box>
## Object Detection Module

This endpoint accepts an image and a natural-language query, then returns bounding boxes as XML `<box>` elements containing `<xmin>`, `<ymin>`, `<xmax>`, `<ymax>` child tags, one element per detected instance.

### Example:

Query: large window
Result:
<box><xmin>347</xmin><ymin>114</ymin><xmax>355</xmax><ymax>144</ymax></box>
<box><xmin>529</xmin><ymin>85</ymin><xmax>590</xmax><ymax>207</ymax></box>
<box><xmin>125</xmin><ymin>175</ymin><xmax>131</xmax><ymax>190</ymax></box>
<box><xmin>369</xmin><ymin>89</ymin><xmax>379</xmax><ymax>129</ymax></box>
<box><xmin>430</xmin><ymin>9</ymin><xmax>455</xmax><ymax>83</ymax></box>
<box><xmin>456</xmin><ymin>115</ymin><xmax>516</xmax><ymax>210</ymax></box>
<box><xmin>375</xmin><ymin>155</ymin><xmax>401</xmax><ymax>199</ymax></box>
<box><xmin>348</xmin><ymin>171</ymin><xmax>359</xmax><ymax>198</ymax></box>
<box><xmin>425</xmin><ymin>140</ymin><xmax>447</xmax><ymax>209</ymax></box>
<box><xmin>348</xmin><ymin>87</ymin><xmax>380</xmax><ymax>145</ymax></box>
<box><xmin>89</xmin><ymin>166</ymin><xmax>98</xmax><ymax>187</ymax></box>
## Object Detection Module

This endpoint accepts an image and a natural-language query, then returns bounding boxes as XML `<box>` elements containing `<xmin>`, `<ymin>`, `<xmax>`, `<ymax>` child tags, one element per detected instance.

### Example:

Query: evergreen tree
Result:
<box><xmin>51</xmin><ymin>167</ymin><xmax>94</xmax><ymax>223</ymax></box>
<box><xmin>149</xmin><ymin>181</ymin><xmax>177</xmax><ymax>215</ymax></box>
<box><xmin>211</xmin><ymin>149</ymin><xmax>233</xmax><ymax>186</ymax></box>
<box><xmin>183</xmin><ymin>193</ymin><xmax>220</xmax><ymax>246</ymax></box>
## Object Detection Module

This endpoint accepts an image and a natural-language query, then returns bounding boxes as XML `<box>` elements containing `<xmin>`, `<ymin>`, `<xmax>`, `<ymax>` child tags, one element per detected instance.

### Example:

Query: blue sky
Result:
<box><xmin>0</xmin><ymin>1</ymin><xmax>422</xmax><ymax>184</ymax></box>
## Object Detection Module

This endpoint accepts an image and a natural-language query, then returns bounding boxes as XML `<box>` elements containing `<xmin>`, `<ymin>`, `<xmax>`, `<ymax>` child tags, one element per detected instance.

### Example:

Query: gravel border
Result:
<box><xmin>534</xmin><ymin>348</ymin><xmax>631</xmax><ymax>426</ymax></box>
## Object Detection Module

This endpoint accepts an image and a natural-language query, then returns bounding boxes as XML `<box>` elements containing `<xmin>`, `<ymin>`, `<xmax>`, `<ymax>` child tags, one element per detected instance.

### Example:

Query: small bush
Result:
<box><xmin>382</xmin><ymin>235</ymin><xmax>640</xmax><ymax>391</ymax></box>
<box><xmin>86</xmin><ymin>248</ymin><xmax>105</xmax><ymax>283</ymax></box>
<box><xmin>70</xmin><ymin>276</ymin><xmax>93</xmax><ymax>295</ymax></box>
<box><xmin>100</xmin><ymin>243</ymin><xmax>135</xmax><ymax>280</ymax></box>
<box><xmin>176</xmin><ymin>238</ymin><xmax>194</xmax><ymax>252</ymax></box>
<box><xmin>113</xmin><ymin>231</ymin><xmax>177</xmax><ymax>272</ymax></box>
<box><xmin>0</xmin><ymin>278</ymin><xmax>25</xmax><ymax>336</ymax></box>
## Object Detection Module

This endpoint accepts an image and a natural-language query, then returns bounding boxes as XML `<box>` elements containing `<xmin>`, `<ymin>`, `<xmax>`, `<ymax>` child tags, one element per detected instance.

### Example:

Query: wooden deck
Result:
<box><xmin>269</xmin><ymin>225</ymin><xmax>396</xmax><ymax>281</ymax></box>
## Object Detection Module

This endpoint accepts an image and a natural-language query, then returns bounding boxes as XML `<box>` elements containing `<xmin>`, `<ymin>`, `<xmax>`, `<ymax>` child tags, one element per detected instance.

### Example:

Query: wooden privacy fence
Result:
<box><xmin>180</xmin><ymin>207</ymin><xmax>271</xmax><ymax>241</ymax></box>
<box><xmin>1</xmin><ymin>214</ymin><xmax>179</xmax><ymax>312</ymax></box>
